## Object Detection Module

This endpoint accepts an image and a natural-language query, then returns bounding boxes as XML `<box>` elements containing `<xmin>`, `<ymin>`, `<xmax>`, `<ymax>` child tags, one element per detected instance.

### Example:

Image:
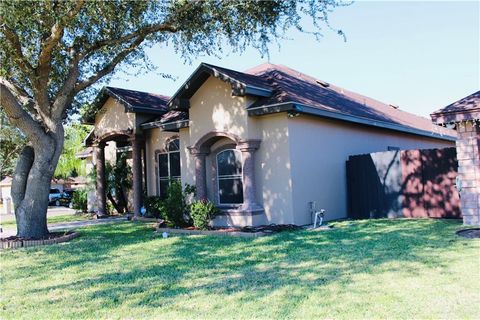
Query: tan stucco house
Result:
<box><xmin>84</xmin><ymin>63</ymin><xmax>456</xmax><ymax>226</ymax></box>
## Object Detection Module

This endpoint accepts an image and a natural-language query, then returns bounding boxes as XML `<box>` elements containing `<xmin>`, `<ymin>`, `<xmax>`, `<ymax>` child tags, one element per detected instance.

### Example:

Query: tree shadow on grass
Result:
<box><xmin>21</xmin><ymin>218</ymin><xmax>476</xmax><ymax>318</ymax></box>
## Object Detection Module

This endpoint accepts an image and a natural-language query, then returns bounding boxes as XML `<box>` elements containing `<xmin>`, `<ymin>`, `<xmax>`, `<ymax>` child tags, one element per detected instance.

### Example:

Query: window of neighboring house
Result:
<box><xmin>216</xmin><ymin>149</ymin><xmax>243</xmax><ymax>205</ymax></box>
<box><xmin>158</xmin><ymin>139</ymin><xmax>181</xmax><ymax>198</ymax></box>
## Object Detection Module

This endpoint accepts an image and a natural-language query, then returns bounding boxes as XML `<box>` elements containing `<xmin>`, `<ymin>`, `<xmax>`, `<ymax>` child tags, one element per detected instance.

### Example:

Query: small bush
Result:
<box><xmin>144</xmin><ymin>196</ymin><xmax>166</xmax><ymax>219</ymax></box>
<box><xmin>162</xmin><ymin>180</ymin><xmax>195</xmax><ymax>227</ymax></box>
<box><xmin>190</xmin><ymin>199</ymin><xmax>219</xmax><ymax>230</ymax></box>
<box><xmin>72</xmin><ymin>189</ymin><xmax>88</xmax><ymax>212</ymax></box>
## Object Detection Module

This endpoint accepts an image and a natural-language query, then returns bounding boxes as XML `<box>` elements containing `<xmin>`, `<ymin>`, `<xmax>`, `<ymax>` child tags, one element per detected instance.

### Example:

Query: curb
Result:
<box><xmin>0</xmin><ymin>232</ymin><xmax>80</xmax><ymax>250</ymax></box>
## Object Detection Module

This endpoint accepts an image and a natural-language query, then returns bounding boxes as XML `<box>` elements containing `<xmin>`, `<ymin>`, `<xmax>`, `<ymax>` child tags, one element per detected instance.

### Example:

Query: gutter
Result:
<box><xmin>248</xmin><ymin>102</ymin><xmax>456</xmax><ymax>142</ymax></box>
<box><xmin>141</xmin><ymin>119</ymin><xmax>190</xmax><ymax>132</ymax></box>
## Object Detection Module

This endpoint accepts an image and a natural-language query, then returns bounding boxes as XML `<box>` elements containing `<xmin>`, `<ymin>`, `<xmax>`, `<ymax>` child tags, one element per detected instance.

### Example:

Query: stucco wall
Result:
<box><xmin>178</xmin><ymin>76</ymin><xmax>295</xmax><ymax>226</ymax></box>
<box><xmin>255</xmin><ymin>113</ymin><xmax>295</xmax><ymax>224</ymax></box>
<box><xmin>94</xmin><ymin>98</ymin><xmax>135</xmax><ymax>138</ymax></box>
<box><xmin>145</xmin><ymin>128</ymin><xmax>177</xmax><ymax>196</ymax></box>
<box><xmin>188</xmin><ymin>76</ymin><xmax>260</xmax><ymax>142</ymax></box>
<box><xmin>287</xmin><ymin>115</ymin><xmax>456</xmax><ymax>224</ymax></box>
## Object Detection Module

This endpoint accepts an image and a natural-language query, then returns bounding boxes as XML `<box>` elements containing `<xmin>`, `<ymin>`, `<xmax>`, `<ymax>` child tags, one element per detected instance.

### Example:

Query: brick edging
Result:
<box><xmin>155</xmin><ymin>227</ymin><xmax>268</xmax><ymax>238</ymax></box>
<box><xmin>0</xmin><ymin>232</ymin><xmax>80</xmax><ymax>250</ymax></box>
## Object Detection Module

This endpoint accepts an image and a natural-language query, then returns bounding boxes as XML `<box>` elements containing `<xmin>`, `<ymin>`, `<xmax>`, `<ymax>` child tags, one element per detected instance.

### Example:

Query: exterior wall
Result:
<box><xmin>456</xmin><ymin>122</ymin><xmax>480</xmax><ymax>225</ymax></box>
<box><xmin>145</xmin><ymin>128</ymin><xmax>178</xmax><ymax>196</ymax></box>
<box><xmin>188</xmin><ymin>76</ymin><xmax>259</xmax><ymax>142</ymax></box>
<box><xmin>287</xmin><ymin>115</ymin><xmax>455</xmax><ymax>224</ymax></box>
<box><xmin>94</xmin><ymin>97</ymin><xmax>135</xmax><ymax>138</ymax></box>
<box><xmin>180</xmin><ymin>76</ymin><xmax>294</xmax><ymax>226</ymax></box>
<box><xmin>255</xmin><ymin>113</ymin><xmax>294</xmax><ymax>224</ymax></box>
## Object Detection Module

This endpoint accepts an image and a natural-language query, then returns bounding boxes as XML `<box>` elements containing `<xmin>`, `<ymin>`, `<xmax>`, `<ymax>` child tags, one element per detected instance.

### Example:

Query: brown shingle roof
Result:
<box><xmin>431</xmin><ymin>91</ymin><xmax>480</xmax><ymax>124</ymax></box>
<box><xmin>245</xmin><ymin>63</ymin><xmax>454</xmax><ymax>138</ymax></box>
<box><xmin>83</xmin><ymin>87</ymin><xmax>171</xmax><ymax>124</ymax></box>
<box><xmin>105</xmin><ymin>87</ymin><xmax>170</xmax><ymax>112</ymax></box>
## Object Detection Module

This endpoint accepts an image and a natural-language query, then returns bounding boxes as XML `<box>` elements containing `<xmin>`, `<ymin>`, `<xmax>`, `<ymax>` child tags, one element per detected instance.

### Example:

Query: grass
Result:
<box><xmin>0</xmin><ymin>212</ymin><xmax>92</xmax><ymax>228</ymax></box>
<box><xmin>0</xmin><ymin>219</ymin><xmax>479</xmax><ymax>319</ymax></box>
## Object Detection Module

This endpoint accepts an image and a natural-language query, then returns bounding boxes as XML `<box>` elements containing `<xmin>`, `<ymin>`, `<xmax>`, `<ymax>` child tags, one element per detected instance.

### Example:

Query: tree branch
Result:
<box><xmin>74</xmin><ymin>36</ymin><xmax>145</xmax><ymax>93</ymax></box>
<box><xmin>34</xmin><ymin>0</ymin><xmax>85</xmax><ymax>118</ymax></box>
<box><xmin>0</xmin><ymin>21</ymin><xmax>35</xmax><ymax>78</ymax></box>
<box><xmin>0</xmin><ymin>78</ymin><xmax>45</xmax><ymax>141</ymax></box>
<box><xmin>38</xmin><ymin>0</ymin><xmax>85</xmax><ymax>68</ymax></box>
<box><xmin>78</xmin><ymin>21</ymin><xmax>177</xmax><ymax>60</ymax></box>
<box><xmin>51</xmin><ymin>52</ymin><xmax>80</xmax><ymax>121</ymax></box>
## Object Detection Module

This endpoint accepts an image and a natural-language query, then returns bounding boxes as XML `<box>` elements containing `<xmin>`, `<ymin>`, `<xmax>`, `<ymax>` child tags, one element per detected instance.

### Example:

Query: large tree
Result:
<box><xmin>0</xmin><ymin>0</ymin><xmax>345</xmax><ymax>239</ymax></box>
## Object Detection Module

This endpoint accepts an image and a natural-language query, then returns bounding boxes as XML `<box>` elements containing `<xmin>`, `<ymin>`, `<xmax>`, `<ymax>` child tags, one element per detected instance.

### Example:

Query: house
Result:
<box><xmin>431</xmin><ymin>91</ymin><xmax>480</xmax><ymax>225</ymax></box>
<box><xmin>84</xmin><ymin>63</ymin><xmax>456</xmax><ymax>226</ymax></box>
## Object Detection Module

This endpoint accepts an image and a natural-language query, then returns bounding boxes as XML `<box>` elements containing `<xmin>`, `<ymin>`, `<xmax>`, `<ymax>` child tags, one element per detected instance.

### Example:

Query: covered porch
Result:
<box><xmin>83</xmin><ymin>86</ymin><xmax>170</xmax><ymax>217</ymax></box>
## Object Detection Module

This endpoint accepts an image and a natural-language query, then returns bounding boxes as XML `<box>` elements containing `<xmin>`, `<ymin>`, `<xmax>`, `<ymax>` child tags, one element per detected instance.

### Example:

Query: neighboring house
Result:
<box><xmin>0</xmin><ymin>176</ymin><xmax>66</xmax><ymax>213</ymax></box>
<box><xmin>84</xmin><ymin>63</ymin><xmax>456</xmax><ymax>226</ymax></box>
<box><xmin>431</xmin><ymin>91</ymin><xmax>480</xmax><ymax>225</ymax></box>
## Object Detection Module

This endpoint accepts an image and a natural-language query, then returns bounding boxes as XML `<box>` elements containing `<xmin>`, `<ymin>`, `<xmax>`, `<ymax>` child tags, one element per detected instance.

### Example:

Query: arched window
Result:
<box><xmin>158</xmin><ymin>139</ymin><xmax>180</xmax><ymax>198</ymax></box>
<box><xmin>216</xmin><ymin>149</ymin><xmax>243</xmax><ymax>205</ymax></box>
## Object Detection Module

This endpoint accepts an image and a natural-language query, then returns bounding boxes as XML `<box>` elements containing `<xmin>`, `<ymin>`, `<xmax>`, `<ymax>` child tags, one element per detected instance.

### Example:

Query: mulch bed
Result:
<box><xmin>0</xmin><ymin>231</ymin><xmax>79</xmax><ymax>250</ymax></box>
<box><xmin>456</xmin><ymin>228</ymin><xmax>480</xmax><ymax>239</ymax></box>
<box><xmin>157</xmin><ymin>223</ymin><xmax>303</xmax><ymax>238</ymax></box>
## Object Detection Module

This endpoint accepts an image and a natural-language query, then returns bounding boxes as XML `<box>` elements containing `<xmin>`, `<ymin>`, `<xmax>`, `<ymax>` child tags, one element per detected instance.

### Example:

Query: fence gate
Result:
<box><xmin>346</xmin><ymin>147</ymin><xmax>460</xmax><ymax>219</ymax></box>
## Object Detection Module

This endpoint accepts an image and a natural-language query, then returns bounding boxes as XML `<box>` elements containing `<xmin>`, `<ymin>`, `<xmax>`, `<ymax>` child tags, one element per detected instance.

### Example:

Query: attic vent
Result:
<box><xmin>389</xmin><ymin>104</ymin><xmax>399</xmax><ymax>109</ymax></box>
<box><xmin>316</xmin><ymin>80</ymin><xmax>330</xmax><ymax>88</ymax></box>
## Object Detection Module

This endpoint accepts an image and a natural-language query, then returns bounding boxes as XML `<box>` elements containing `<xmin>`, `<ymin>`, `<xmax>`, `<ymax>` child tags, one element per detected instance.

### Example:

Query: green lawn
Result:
<box><xmin>0</xmin><ymin>219</ymin><xmax>479</xmax><ymax>319</ymax></box>
<box><xmin>0</xmin><ymin>213</ymin><xmax>92</xmax><ymax>228</ymax></box>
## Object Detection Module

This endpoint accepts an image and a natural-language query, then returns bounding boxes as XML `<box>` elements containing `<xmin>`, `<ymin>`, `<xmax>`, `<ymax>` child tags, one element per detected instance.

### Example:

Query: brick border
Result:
<box><xmin>155</xmin><ymin>227</ymin><xmax>268</xmax><ymax>238</ymax></box>
<box><xmin>0</xmin><ymin>232</ymin><xmax>79</xmax><ymax>250</ymax></box>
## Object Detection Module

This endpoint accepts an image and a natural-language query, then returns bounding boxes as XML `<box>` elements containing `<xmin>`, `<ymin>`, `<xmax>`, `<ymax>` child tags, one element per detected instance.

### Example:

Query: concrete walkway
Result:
<box><xmin>0</xmin><ymin>207</ymin><xmax>77</xmax><ymax>220</ymax></box>
<box><xmin>0</xmin><ymin>217</ymin><xmax>127</xmax><ymax>238</ymax></box>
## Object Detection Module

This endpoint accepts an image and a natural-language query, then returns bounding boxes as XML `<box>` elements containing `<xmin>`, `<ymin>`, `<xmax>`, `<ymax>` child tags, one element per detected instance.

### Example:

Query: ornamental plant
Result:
<box><xmin>190</xmin><ymin>199</ymin><xmax>219</xmax><ymax>230</ymax></box>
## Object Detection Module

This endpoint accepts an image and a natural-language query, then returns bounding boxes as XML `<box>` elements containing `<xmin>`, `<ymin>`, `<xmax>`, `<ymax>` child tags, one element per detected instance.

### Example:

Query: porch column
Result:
<box><xmin>237</xmin><ymin>140</ymin><xmax>262</xmax><ymax>211</ymax></box>
<box><xmin>189</xmin><ymin>147</ymin><xmax>208</xmax><ymax>200</ymax></box>
<box><xmin>130</xmin><ymin>136</ymin><xmax>144</xmax><ymax>217</ymax></box>
<box><xmin>94</xmin><ymin>142</ymin><xmax>106</xmax><ymax>216</ymax></box>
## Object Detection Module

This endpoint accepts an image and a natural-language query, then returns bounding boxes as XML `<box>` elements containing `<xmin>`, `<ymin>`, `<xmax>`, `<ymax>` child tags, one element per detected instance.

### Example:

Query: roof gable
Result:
<box><xmin>83</xmin><ymin>86</ymin><xmax>170</xmax><ymax>124</ymax></box>
<box><xmin>168</xmin><ymin>63</ymin><xmax>272</xmax><ymax>110</ymax></box>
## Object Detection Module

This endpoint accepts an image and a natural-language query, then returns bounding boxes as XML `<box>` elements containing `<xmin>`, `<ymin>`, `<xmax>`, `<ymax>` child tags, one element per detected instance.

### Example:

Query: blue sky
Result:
<box><xmin>109</xmin><ymin>1</ymin><xmax>479</xmax><ymax>118</ymax></box>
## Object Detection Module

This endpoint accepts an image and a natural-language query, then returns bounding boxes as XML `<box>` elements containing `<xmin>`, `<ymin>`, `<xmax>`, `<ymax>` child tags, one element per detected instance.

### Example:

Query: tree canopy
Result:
<box><xmin>0</xmin><ymin>0</ymin><xmax>346</xmax><ymax>238</ymax></box>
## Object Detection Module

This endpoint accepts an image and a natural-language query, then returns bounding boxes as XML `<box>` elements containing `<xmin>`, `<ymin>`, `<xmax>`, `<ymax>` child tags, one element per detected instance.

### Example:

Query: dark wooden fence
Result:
<box><xmin>346</xmin><ymin>147</ymin><xmax>460</xmax><ymax>219</ymax></box>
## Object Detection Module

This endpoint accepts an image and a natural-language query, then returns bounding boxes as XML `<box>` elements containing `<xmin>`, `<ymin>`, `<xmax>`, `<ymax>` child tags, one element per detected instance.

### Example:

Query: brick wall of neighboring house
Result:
<box><xmin>456</xmin><ymin>122</ymin><xmax>480</xmax><ymax>225</ymax></box>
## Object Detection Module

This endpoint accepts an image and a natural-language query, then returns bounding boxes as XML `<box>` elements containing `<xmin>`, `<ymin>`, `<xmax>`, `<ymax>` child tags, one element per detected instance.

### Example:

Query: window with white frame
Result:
<box><xmin>216</xmin><ymin>149</ymin><xmax>243</xmax><ymax>205</ymax></box>
<box><xmin>158</xmin><ymin>139</ymin><xmax>180</xmax><ymax>198</ymax></box>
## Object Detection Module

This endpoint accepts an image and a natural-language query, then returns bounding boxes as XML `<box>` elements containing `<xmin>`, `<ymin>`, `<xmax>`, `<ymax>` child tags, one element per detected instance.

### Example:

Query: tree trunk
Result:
<box><xmin>12</xmin><ymin>130</ymin><xmax>64</xmax><ymax>239</ymax></box>
<box><xmin>107</xmin><ymin>192</ymin><xmax>122</xmax><ymax>214</ymax></box>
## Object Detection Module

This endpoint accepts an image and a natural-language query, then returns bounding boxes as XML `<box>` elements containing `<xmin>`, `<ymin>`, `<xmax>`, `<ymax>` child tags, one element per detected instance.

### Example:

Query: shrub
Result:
<box><xmin>162</xmin><ymin>180</ymin><xmax>195</xmax><ymax>227</ymax></box>
<box><xmin>144</xmin><ymin>196</ymin><xmax>166</xmax><ymax>219</ymax></box>
<box><xmin>72</xmin><ymin>189</ymin><xmax>88</xmax><ymax>212</ymax></box>
<box><xmin>190</xmin><ymin>199</ymin><xmax>219</xmax><ymax>230</ymax></box>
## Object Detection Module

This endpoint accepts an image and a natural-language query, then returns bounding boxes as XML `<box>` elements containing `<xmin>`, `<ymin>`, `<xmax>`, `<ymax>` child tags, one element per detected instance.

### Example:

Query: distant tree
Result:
<box><xmin>0</xmin><ymin>0</ymin><xmax>346</xmax><ymax>238</ymax></box>
<box><xmin>55</xmin><ymin>124</ymin><xmax>92</xmax><ymax>179</ymax></box>
<box><xmin>0</xmin><ymin>108</ymin><xmax>26</xmax><ymax>178</ymax></box>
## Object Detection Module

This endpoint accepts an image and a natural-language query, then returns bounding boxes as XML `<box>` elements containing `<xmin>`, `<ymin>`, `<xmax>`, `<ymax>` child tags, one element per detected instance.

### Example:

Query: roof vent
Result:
<box><xmin>316</xmin><ymin>80</ymin><xmax>330</xmax><ymax>88</ymax></box>
<box><xmin>389</xmin><ymin>104</ymin><xmax>399</xmax><ymax>109</ymax></box>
